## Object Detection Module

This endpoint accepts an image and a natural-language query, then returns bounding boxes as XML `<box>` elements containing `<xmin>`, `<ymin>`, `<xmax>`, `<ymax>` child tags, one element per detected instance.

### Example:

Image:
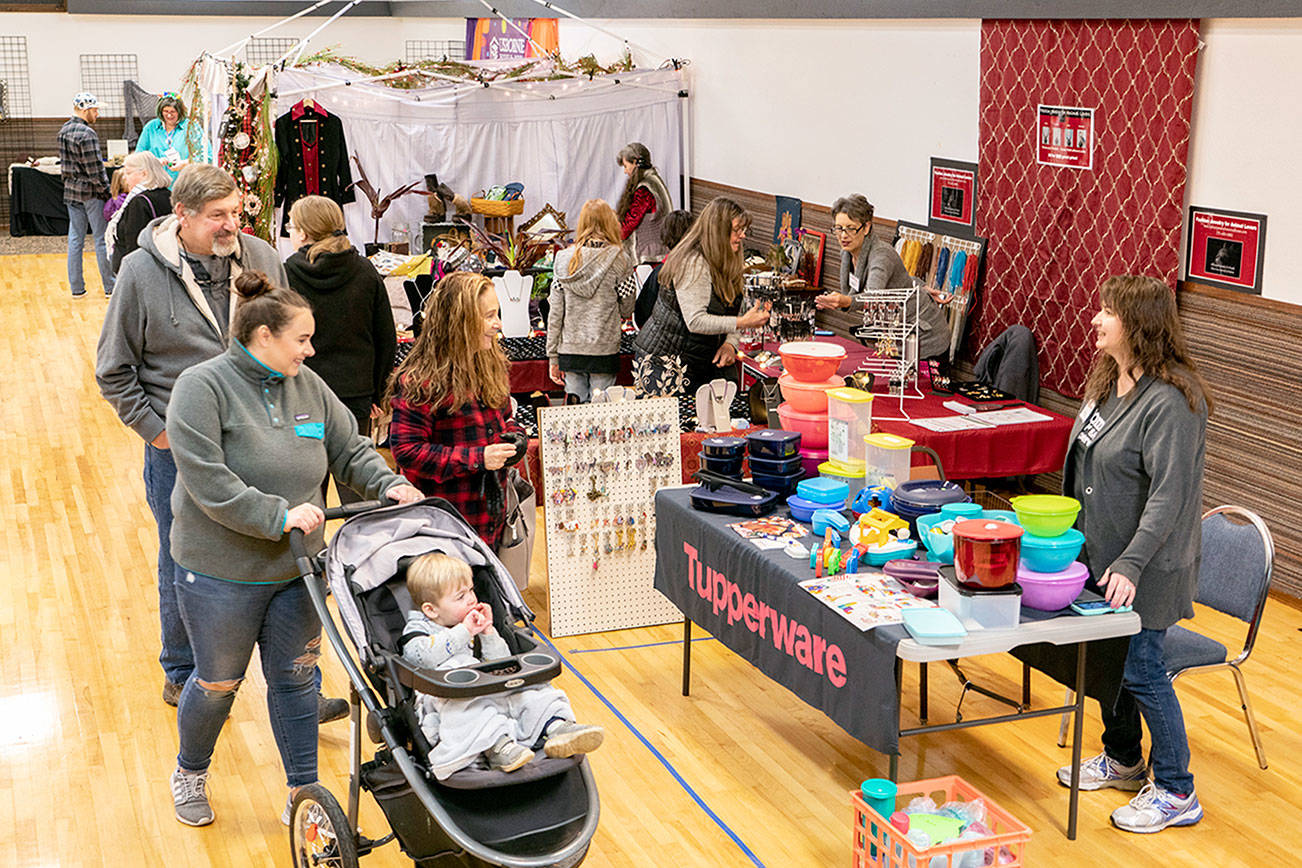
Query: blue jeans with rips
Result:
<box><xmin>174</xmin><ymin>566</ymin><xmax>321</xmax><ymax>788</ymax></box>
<box><xmin>143</xmin><ymin>443</ymin><xmax>192</xmax><ymax>685</ymax></box>
<box><xmin>1101</xmin><ymin>627</ymin><xmax>1195</xmax><ymax>795</ymax></box>
<box><xmin>66</xmin><ymin>198</ymin><xmax>114</xmax><ymax>296</ymax></box>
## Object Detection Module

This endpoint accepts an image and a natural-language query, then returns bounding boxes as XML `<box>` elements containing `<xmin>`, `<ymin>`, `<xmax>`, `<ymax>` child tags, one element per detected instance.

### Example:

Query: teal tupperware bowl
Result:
<box><xmin>862</xmin><ymin>538</ymin><xmax>918</xmax><ymax>566</ymax></box>
<box><xmin>915</xmin><ymin>512</ymin><xmax>957</xmax><ymax>564</ymax></box>
<box><xmin>1019</xmin><ymin>528</ymin><xmax>1085</xmax><ymax>573</ymax></box>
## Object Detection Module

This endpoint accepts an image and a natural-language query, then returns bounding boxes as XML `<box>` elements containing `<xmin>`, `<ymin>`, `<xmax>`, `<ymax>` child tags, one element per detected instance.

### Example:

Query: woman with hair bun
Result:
<box><xmin>615</xmin><ymin>142</ymin><xmax>675</xmax><ymax>262</ymax></box>
<box><xmin>284</xmin><ymin>195</ymin><xmax>396</xmax><ymax>502</ymax></box>
<box><xmin>164</xmin><ymin>270</ymin><xmax>421</xmax><ymax>828</ymax></box>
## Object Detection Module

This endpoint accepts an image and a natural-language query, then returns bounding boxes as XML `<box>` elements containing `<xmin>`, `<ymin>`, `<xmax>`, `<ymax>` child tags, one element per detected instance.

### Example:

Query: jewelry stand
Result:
<box><xmin>538</xmin><ymin>397</ymin><xmax>684</xmax><ymax>636</ymax></box>
<box><xmin>493</xmin><ymin>270</ymin><xmax>532</xmax><ymax>338</ymax></box>
<box><xmin>851</xmin><ymin>286</ymin><xmax>925</xmax><ymax>421</ymax></box>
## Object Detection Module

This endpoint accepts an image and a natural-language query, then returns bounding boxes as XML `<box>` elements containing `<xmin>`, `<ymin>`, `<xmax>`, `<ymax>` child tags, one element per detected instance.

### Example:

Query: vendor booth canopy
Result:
<box><xmin>267</xmin><ymin>62</ymin><xmax>686</xmax><ymax>245</ymax></box>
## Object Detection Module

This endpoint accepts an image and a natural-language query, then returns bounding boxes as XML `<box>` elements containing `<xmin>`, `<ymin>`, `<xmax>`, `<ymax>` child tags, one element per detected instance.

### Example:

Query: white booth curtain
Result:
<box><xmin>269</xmin><ymin>64</ymin><xmax>687</xmax><ymax>247</ymax></box>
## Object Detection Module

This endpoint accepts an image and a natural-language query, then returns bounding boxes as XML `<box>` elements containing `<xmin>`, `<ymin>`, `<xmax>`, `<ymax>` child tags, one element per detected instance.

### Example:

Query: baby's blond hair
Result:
<box><xmin>407</xmin><ymin>552</ymin><xmax>473</xmax><ymax>609</ymax></box>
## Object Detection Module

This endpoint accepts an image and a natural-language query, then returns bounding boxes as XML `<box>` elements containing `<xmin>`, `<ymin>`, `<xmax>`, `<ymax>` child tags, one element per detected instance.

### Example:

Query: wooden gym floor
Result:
<box><xmin>2</xmin><ymin>251</ymin><xmax>1300</xmax><ymax>867</ymax></box>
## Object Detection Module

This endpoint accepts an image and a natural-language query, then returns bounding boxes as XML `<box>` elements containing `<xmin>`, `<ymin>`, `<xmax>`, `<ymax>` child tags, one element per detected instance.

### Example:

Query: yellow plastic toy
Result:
<box><xmin>851</xmin><ymin>508</ymin><xmax>909</xmax><ymax>547</ymax></box>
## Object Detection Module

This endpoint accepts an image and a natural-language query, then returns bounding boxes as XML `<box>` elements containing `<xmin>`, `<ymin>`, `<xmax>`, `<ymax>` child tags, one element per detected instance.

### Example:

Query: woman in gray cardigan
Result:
<box><xmin>1057</xmin><ymin>275</ymin><xmax>1211</xmax><ymax>834</ymax></box>
<box><xmin>814</xmin><ymin>193</ymin><xmax>950</xmax><ymax>360</ymax></box>
<box><xmin>164</xmin><ymin>272</ymin><xmax>421</xmax><ymax>827</ymax></box>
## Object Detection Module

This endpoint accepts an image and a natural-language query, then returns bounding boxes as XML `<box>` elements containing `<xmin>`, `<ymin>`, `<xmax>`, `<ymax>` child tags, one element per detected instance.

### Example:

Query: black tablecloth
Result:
<box><xmin>654</xmin><ymin>487</ymin><xmax>909</xmax><ymax>754</ymax></box>
<box><xmin>9</xmin><ymin>166</ymin><xmax>69</xmax><ymax>236</ymax></box>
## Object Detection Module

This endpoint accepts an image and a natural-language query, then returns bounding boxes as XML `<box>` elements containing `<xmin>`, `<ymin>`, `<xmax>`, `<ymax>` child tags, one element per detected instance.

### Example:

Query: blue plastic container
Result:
<box><xmin>861</xmin><ymin>538</ymin><xmax>918</xmax><ymax>565</ymax></box>
<box><xmin>916</xmin><ymin>512</ymin><xmax>957</xmax><ymax>564</ymax></box>
<box><xmin>939</xmin><ymin>501</ymin><xmax>983</xmax><ymax>519</ymax></box>
<box><xmin>796</xmin><ymin>476</ymin><xmax>849</xmax><ymax>507</ymax></box>
<box><xmin>1019</xmin><ymin>527</ymin><xmax>1086</xmax><ymax>573</ymax></box>
<box><xmin>982</xmin><ymin>509</ymin><xmax>1022</xmax><ymax>526</ymax></box>
<box><xmin>747</xmin><ymin>454</ymin><xmax>804</xmax><ymax>476</ymax></box>
<box><xmin>787</xmin><ymin>494</ymin><xmax>828</xmax><ymax>523</ymax></box>
<box><xmin>700</xmin><ymin>454</ymin><xmax>744</xmax><ymax>478</ymax></box>
<box><xmin>811</xmin><ymin>509</ymin><xmax>851</xmax><ymax>536</ymax></box>
<box><xmin>701</xmin><ymin>436</ymin><xmax>747</xmax><ymax>459</ymax></box>
<box><xmin>746</xmin><ymin>429</ymin><xmax>802</xmax><ymax>460</ymax></box>
<box><xmin>752</xmin><ymin>467</ymin><xmax>804</xmax><ymax>496</ymax></box>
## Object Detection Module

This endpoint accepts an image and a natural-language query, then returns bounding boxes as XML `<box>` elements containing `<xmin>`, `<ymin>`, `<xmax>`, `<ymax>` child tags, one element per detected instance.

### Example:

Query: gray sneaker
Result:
<box><xmin>1057</xmin><ymin>752</ymin><xmax>1147</xmax><ymax>791</ymax></box>
<box><xmin>542</xmin><ymin>721</ymin><xmax>605</xmax><ymax>759</ymax></box>
<box><xmin>171</xmin><ymin>767</ymin><xmax>214</xmax><ymax>826</ymax></box>
<box><xmin>485</xmin><ymin>736</ymin><xmax>534</xmax><ymax>772</ymax></box>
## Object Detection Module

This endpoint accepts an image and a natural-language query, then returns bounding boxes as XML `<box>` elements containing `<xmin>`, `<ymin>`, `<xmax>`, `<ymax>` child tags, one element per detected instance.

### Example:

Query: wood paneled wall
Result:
<box><xmin>691</xmin><ymin>178</ymin><xmax>1302</xmax><ymax>599</ymax></box>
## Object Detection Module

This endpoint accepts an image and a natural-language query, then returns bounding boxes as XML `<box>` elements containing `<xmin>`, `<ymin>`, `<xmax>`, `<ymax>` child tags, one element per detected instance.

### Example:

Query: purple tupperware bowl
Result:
<box><xmin>1017</xmin><ymin>561</ymin><xmax>1090</xmax><ymax>611</ymax></box>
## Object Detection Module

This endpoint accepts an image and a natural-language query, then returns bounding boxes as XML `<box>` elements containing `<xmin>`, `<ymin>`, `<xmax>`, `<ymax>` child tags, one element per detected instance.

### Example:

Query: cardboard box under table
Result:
<box><xmin>653</xmin><ymin>486</ymin><xmax>1139</xmax><ymax>839</ymax></box>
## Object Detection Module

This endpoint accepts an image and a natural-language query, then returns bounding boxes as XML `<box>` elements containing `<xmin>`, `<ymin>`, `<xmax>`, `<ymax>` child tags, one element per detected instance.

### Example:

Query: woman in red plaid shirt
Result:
<box><xmin>387</xmin><ymin>272</ymin><xmax>526</xmax><ymax>547</ymax></box>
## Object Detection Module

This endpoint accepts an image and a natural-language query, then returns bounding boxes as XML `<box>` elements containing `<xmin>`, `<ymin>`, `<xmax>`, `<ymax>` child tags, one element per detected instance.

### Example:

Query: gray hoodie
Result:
<box><xmin>95</xmin><ymin>215</ymin><xmax>288</xmax><ymax>444</ymax></box>
<box><xmin>546</xmin><ymin>243</ymin><xmax>635</xmax><ymax>362</ymax></box>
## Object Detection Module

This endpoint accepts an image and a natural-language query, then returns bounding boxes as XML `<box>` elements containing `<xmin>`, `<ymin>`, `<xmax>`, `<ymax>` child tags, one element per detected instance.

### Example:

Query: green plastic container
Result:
<box><xmin>1010</xmin><ymin>494</ymin><xmax>1081</xmax><ymax>537</ymax></box>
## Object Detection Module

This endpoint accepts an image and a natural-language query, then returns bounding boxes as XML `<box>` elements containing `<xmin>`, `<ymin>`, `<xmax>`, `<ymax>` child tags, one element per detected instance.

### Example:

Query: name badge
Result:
<box><xmin>294</xmin><ymin>422</ymin><xmax>325</xmax><ymax>439</ymax></box>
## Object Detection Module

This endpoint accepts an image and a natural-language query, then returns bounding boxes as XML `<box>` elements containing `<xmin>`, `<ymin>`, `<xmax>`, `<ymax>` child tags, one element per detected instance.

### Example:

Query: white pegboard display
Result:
<box><xmin>538</xmin><ymin>398</ymin><xmax>684</xmax><ymax>637</ymax></box>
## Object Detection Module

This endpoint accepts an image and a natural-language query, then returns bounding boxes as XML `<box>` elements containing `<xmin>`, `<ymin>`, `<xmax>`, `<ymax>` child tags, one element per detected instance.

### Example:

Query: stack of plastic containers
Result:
<box><xmin>699</xmin><ymin>436</ymin><xmax>747</xmax><ymax>480</ymax></box>
<box><xmin>787</xmin><ymin>476</ymin><xmax>849</xmax><ymax>522</ymax></box>
<box><xmin>1010</xmin><ymin>495</ymin><xmax>1089</xmax><ymax>611</ymax></box>
<box><xmin>774</xmin><ymin>342</ymin><xmax>847</xmax><ymax>478</ymax></box>
<box><xmin>745</xmin><ymin>429</ymin><xmax>803</xmax><ymax>496</ymax></box>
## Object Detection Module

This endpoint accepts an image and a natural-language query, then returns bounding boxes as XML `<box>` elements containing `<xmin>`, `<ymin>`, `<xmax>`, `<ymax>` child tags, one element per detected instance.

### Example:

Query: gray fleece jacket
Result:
<box><xmin>546</xmin><ymin>243</ymin><xmax>635</xmax><ymax>361</ymax></box>
<box><xmin>842</xmin><ymin>234</ymin><xmax>950</xmax><ymax>359</ymax></box>
<box><xmin>1064</xmin><ymin>373</ymin><xmax>1208</xmax><ymax>629</ymax></box>
<box><xmin>167</xmin><ymin>341</ymin><xmax>406</xmax><ymax>582</ymax></box>
<box><xmin>95</xmin><ymin>215</ymin><xmax>288</xmax><ymax>444</ymax></box>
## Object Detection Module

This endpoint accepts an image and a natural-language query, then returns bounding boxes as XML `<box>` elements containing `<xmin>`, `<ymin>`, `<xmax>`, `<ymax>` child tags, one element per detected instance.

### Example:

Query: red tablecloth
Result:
<box><xmin>741</xmin><ymin>336</ymin><xmax>1072</xmax><ymax>480</ymax></box>
<box><xmin>510</xmin><ymin>353</ymin><xmax>635</xmax><ymax>395</ymax></box>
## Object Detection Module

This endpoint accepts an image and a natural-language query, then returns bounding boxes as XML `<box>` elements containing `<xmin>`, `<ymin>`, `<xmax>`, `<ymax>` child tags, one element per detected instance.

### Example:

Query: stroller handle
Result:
<box><xmin>287</xmin><ymin>500</ymin><xmax>387</xmax><ymax>576</ymax></box>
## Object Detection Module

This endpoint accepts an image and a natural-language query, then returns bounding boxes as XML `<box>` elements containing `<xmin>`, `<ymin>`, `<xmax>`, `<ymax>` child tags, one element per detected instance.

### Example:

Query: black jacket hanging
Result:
<box><xmin>273</xmin><ymin>102</ymin><xmax>355</xmax><ymax>236</ymax></box>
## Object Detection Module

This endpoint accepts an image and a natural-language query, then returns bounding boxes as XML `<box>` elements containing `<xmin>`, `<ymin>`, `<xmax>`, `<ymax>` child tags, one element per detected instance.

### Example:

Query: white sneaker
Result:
<box><xmin>543</xmin><ymin>721</ymin><xmax>605</xmax><ymax>758</ymax></box>
<box><xmin>1057</xmin><ymin>752</ymin><xmax>1147</xmax><ymax>791</ymax></box>
<box><xmin>171</xmin><ymin>767</ymin><xmax>214</xmax><ymax>826</ymax></box>
<box><xmin>485</xmin><ymin>736</ymin><xmax>534</xmax><ymax>772</ymax></box>
<box><xmin>1111</xmin><ymin>783</ymin><xmax>1203</xmax><ymax>833</ymax></box>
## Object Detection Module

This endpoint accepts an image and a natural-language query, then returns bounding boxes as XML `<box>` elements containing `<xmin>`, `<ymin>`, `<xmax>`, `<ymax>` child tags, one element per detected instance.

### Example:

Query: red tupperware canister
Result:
<box><xmin>952</xmin><ymin>519</ymin><xmax>1024</xmax><ymax>590</ymax></box>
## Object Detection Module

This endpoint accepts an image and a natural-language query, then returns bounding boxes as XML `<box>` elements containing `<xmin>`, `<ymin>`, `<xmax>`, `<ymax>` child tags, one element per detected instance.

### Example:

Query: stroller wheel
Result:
<box><xmin>288</xmin><ymin>783</ymin><xmax>359</xmax><ymax>868</ymax></box>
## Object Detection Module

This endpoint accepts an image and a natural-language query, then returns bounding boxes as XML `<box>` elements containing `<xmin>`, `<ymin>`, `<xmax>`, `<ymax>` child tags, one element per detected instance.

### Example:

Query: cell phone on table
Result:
<box><xmin>1070</xmin><ymin>589</ymin><xmax>1132</xmax><ymax>615</ymax></box>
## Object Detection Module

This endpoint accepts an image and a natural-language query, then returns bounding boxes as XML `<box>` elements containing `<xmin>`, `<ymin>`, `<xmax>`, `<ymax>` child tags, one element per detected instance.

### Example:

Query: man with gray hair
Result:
<box><xmin>58</xmin><ymin>91</ymin><xmax>114</xmax><ymax>297</ymax></box>
<box><xmin>95</xmin><ymin>165</ymin><xmax>318</xmax><ymax>711</ymax></box>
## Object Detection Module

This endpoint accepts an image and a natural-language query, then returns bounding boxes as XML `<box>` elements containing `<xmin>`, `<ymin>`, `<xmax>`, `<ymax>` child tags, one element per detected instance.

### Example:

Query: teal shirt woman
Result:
<box><xmin>136</xmin><ymin>94</ymin><xmax>202</xmax><ymax>181</ymax></box>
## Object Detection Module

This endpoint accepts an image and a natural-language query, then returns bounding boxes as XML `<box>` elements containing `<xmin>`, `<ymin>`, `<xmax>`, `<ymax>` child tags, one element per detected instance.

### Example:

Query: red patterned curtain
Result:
<box><xmin>972</xmin><ymin>19</ymin><xmax>1201</xmax><ymax>397</ymax></box>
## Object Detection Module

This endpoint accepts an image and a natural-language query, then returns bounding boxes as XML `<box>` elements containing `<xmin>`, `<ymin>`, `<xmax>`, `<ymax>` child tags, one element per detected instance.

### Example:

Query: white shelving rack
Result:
<box><xmin>851</xmin><ymin>285</ymin><xmax>925</xmax><ymax>421</ymax></box>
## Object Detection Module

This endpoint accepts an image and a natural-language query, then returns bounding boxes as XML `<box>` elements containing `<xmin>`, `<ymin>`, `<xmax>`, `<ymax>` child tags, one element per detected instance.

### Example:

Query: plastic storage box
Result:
<box><xmin>938</xmin><ymin>570</ymin><xmax>1022</xmax><ymax>630</ymax></box>
<box><xmin>864</xmin><ymin>432</ymin><xmax>914</xmax><ymax>488</ymax></box>
<box><xmin>852</xmin><ymin>775</ymin><xmax>1032</xmax><ymax>868</ymax></box>
<box><xmin>819</xmin><ymin>460</ymin><xmax>866</xmax><ymax>501</ymax></box>
<box><xmin>826</xmin><ymin>387</ymin><xmax>874</xmax><ymax>470</ymax></box>
<box><xmin>796</xmin><ymin>476</ymin><xmax>849</xmax><ymax>507</ymax></box>
<box><xmin>746</xmin><ymin>428</ymin><xmax>802</xmax><ymax>460</ymax></box>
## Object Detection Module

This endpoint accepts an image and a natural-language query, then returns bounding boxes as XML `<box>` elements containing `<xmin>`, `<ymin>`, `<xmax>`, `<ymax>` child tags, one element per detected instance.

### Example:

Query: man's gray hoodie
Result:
<box><xmin>95</xmin><ymin>215</ymin><xmax>288</xmax><ymax>444</ymax></box>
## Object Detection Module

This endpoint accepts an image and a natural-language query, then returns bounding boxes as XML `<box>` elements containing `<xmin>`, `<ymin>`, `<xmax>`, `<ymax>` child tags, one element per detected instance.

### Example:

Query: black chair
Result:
<box><xmin>1056</xmin><ymin>505</ymin><xmax>1275</xmax><ymax>769</ymax></box>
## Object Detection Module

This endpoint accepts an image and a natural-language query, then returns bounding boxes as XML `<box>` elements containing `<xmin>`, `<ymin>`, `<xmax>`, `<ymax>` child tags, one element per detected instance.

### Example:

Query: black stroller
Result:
<box><xmin>287</xmin><ymin>499</ymin><xmax>599</xmax><ymax>868</ymax></box>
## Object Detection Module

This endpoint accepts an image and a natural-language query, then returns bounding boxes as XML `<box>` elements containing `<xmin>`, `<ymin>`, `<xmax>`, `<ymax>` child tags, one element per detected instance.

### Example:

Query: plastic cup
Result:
<box><xmin>860</xmin><ymin>778</ymin><xmax>898</xmax><ymax>818</ymax></box>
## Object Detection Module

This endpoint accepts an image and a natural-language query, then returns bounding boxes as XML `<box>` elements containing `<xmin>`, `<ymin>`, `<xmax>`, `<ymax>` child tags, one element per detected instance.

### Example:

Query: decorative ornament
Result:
<box><xmin>244</xmin><ymin>197</ymin><xmax>262</xmax><ymax>216</ymax></box>
<box><xmin>232</xmin><ymin>131</ymin><xmax>251</xmax><ymax>151</ymax></box>
<box><xmin>241</xmin><ymin>164</ymin><xmax>260</xmax><ymax>184</ymax></box>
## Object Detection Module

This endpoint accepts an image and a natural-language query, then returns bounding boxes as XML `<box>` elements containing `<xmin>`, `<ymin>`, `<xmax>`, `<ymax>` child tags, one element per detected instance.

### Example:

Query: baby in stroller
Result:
<box><xmin>403</xmin><ymin>552</ymin><xmax>605</xmax><ymax>780</ymax></box>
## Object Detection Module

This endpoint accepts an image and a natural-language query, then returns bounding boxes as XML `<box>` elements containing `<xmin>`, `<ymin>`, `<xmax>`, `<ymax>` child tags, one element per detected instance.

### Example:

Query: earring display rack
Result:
<box><xmin>741</xmin><ymin>271</ymin><xmax>816</xmax><ymax>348</ymax></box>
<box><xmin>893</xmin><ymin>220</ymin><xmax>988</xmax><ymax>363</ymax></box>
<box><xmin>538</xmin><ymin>397</ymin><xmax>684</xmax><ymax>636</ymax></box>
<box><xmin>850</xmin><ymin>286</ymin><xmax>924</xmax><ymax>420</ymax></box>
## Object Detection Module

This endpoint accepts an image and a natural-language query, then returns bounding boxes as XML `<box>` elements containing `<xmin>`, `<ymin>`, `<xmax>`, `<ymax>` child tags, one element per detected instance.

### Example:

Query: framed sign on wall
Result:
<box><xmin>1036</xmin><ymin>104</ymin><xmax>1095</xmax><ymax>170</ymax></box>
<box><xmin>927</xmin><ymin>157</ymin><xmax>978</xmax><ymax>233</ymax></box>
<box><xmin>1184</xmin><ymin>205</ymin><xmax>1267</xmax><ymax>295</ymax></box>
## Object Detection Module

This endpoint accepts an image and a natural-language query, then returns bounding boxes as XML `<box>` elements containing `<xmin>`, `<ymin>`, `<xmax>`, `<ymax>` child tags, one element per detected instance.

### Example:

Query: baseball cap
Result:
<box><xmin>73</xmin><ymin>92</ymin><xmax>98</xmax><ymax>110</ymax></box>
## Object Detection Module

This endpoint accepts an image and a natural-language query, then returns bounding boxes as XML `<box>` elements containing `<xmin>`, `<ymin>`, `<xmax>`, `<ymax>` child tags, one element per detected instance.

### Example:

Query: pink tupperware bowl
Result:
<box><xmin>779</xmin><ymin>341</ymin><xmax>848</xmax><ymax>382</ymax></box>
<box><xmin>798</xmin><ymin>446</ymin><xmax>828</xmax><ymax>478</ymax></box>
<box><xmin>776</xmin><ymin>402</ymin><xmax>829</xmax><ymax>449</ymax></box>
<box><xmin>1017</xmin><ymin>561</ymin><xmax>1090</xmax><ymax>611</ymax></box>
<box><xmin>778</xmin><ymin>373</ymin><xmax>843</xmax><ymax>414</ymax></box>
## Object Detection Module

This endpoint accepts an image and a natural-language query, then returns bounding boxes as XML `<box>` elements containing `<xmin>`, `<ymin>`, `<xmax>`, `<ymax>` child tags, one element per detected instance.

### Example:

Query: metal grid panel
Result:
<box><xmin>0</xmin><ymin>36</ymin><xmax>32</xmax><ymax>120</ymax></box>
<box><xmin>405</xmin><ymin>39</ymin><xmax>465</xmax><ymax>63</ymax></box>
<box><xmin>80</xmin><ymin>53</ymin><xmax>139</xmax><ymax>115</ymax></box>
<box><xmin>246</xmin><ymin>37</ymin><xmax>299</xmax><ymax>67</ymax></box>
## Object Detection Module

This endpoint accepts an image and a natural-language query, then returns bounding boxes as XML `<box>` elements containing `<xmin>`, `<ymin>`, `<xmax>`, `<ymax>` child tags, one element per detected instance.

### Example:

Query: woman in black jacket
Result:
<box><xmin>108</xmin><ymin>151</ymin><xmax>174</xmax><ymax>274</ymax></box>
<box><xmin>284</xmin><ymin>195</ymin><xmax>397</xmax><ymax>503</ymax></box>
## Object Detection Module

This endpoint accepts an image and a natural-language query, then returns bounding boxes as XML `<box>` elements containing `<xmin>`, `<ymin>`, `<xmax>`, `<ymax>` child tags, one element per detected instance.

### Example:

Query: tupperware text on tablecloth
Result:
<box><xmin>682</xmin><ymin>542</ymin><xmax>847</xmax><ymax>687</ymax></box>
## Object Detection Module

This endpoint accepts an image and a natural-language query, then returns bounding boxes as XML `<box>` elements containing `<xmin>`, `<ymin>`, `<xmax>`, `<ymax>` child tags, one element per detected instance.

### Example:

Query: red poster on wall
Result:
<box><xmin>1036</xmin><ymin>104</ymin><xmax>1095</xmax><ymax>170</ymax></box>
<box><xmin>1184</xmin><ymin>206</ymin><xmax>1267</xmax><ymax>294</ymax></box>
<box><xmin>928</xmin><ymin>157</ymin><xmax>978</xmax><ymax>232</ymax></box>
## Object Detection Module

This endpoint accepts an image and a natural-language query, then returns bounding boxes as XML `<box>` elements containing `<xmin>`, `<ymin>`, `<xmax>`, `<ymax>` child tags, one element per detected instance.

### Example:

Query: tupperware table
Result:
<box><xmin>653</xmin><ymin>487</ymin><xmax>1139</xmax><ymax>839</ymax></box>
<box><xmin>741</xmin><ymin>336</ymin><xmax>1075</xmax><ymax>480</ymax></box>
